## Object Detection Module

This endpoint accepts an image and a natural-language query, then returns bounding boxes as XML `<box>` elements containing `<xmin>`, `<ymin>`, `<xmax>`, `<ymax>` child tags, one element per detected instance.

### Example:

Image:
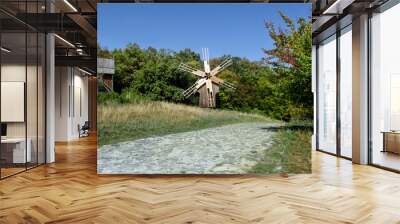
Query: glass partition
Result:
<box><xmin>1</xmin><ymin>31</ymin><xmax>28</xmax><ymax>177</ymax></box>
<box><xmin>339</xmin><ymin>25</ymin><xmax>352</xmax><ymax>158</ymax></box>
<box><xmin>0</xmin><ymin>1</ymin><xmax>46</xmax><ymax>179</ymax></box>
<box><xmin>370</xmin><ymin>3</ymin><xmax>400</xmax><ymax>171</ymax></box>
<box><xmin>317</xmin><ymin>34</ymin><xmax>337</xmax><ymax>154</ymax></box>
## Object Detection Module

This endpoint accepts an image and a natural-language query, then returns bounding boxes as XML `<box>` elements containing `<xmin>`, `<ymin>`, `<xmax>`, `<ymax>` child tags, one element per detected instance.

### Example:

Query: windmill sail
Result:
<box><xmin>178</xmin><ymin>48</ymin><xmax>235</xmax><ymax>107</ymax></box>
<box><xmin>183</xmin><ymin>79</ymin><xmax>206</xmax><ymax>98</ymax></box>
<box><xmin>210</xmin><ymin>76</ymin><xmax>236</xmax><ymax>90</ymax></box>
<box><xmin>178</xmin><ymin>63</ymin><xmax>205</xmax><ymax>77</ymax></box>
<box><xmin>210</xmin><ymin>58</ymin><xmax>233</xmax><ymax>76</ymax></box>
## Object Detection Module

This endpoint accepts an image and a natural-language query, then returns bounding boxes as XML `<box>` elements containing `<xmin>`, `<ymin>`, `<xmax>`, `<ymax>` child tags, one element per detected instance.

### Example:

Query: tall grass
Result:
<box><xmin>249</xmin><ymin>121</ymin><xmax>312</xmax><ymax>174</ymax></box>
<box><xmin>98</xmin><ymin>100</ymin><xmax>271</xmax><ymax>146</ymax></box>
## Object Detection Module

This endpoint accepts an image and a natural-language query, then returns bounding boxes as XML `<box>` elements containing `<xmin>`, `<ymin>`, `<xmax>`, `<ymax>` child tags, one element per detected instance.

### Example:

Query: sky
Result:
<box><xmin>98</xmin><ymin>4</ymin><xmax>311</xmax><ymax>61</ymax></box>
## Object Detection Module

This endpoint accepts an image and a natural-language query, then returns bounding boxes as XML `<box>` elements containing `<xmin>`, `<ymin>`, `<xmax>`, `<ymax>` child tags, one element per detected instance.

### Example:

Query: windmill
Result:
<box><xmin>178</xmin><ymin>48</ymin><xmax>235</xmax><ymax>108</ymax></box>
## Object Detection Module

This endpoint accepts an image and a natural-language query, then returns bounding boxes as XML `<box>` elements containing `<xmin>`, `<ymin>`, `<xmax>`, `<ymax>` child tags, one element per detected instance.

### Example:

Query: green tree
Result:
<box><xmin>111</xmin><ymin>44</ymin><xmax>147</xmax><ymax>92</ymax></box>
<box><xmin>263</xmin><ymin>12</ymin><xmax>312</xmax><ymax>120</ymax></box>
<box><xmin>97</xmin><ymin>11</ymin><xmax>312</xmax><ymax>122</ymax></box>
<box><xmin>97</xmin><ymin>44</ymin><xmax>113</xmax><ymax>58</ymax></box>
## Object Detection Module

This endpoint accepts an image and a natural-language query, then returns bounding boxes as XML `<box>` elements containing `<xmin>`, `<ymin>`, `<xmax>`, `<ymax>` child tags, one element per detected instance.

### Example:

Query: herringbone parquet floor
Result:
<box><xmin>1</xmin><ymin>135</ymin><xmax>400</xmax><ymax>224</ymax></box>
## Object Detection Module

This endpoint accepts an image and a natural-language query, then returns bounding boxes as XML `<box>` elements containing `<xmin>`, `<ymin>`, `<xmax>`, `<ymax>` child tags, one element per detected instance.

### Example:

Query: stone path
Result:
<box><xmin>98</xmin><ymin>122</ymin><xmax>276</xmax><ymax>174</ymax></box>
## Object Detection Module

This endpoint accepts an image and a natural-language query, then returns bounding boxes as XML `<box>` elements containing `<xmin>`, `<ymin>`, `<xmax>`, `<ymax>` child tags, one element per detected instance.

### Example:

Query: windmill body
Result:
<box><xmin>178</xmin><ymin>48</ymin><xmax>235</xmax><ymax>108</ymax></box>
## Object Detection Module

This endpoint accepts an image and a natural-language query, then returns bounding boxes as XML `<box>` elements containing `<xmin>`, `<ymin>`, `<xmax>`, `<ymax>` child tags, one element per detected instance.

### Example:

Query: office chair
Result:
<box><xmin>79</xmin><ymin>121</ymin><xmax>90</xmax><ymax>138</ymax></box>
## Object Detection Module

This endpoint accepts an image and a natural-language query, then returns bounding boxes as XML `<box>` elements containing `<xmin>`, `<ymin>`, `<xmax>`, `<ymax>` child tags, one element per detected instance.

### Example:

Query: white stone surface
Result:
<box><xmin>98</xmin><ymin>122</ymin><xmax>275</xmax><ymax>174</ymax></box>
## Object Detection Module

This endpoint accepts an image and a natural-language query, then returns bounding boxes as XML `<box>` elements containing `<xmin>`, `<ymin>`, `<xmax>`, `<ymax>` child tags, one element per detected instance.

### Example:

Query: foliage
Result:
<box><xmin>98</xmin><ymin>101</ymin><xmax>271</xmax><ymax>146</ymax></box>
<box><xmin>98</xmin><ymin>89</ymin><xmax>150</xmax><ymax>104</ymax></box>
<box><xmin>263</xmin><ymin>12</ymin><xmax>313</xmax><ymax>120</ymax></box>
<box><xmin>108</xmin><ymin>44</ymin><xmax>198</xmax><ymax>100</ymax></box>
<box><xmin>98</xmin><ymin>13</ymin><xmax>312</xmax><ymax>121</ymax></box>
<box><xmin>97</xmin><ymin>44</ymin><xmax>113</xmax><ymax>59</ymax></box>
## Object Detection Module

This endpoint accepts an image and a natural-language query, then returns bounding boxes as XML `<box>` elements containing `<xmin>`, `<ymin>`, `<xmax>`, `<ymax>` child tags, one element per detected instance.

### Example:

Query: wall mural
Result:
<box><xmin>97</xmin><ymin>3</ymin><xmax>312</xmax><ymax>174</ymax></box>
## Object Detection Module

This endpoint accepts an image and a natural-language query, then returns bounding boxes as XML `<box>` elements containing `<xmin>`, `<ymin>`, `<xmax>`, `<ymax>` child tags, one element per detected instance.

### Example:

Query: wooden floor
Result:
<box><xmin>1</xmin><ymin>167</ymin><xmax>26</xmax><ymax>178</ymax></box>
<box><xmin>1</xmin><ymin>135</ymin><xmax>400</xmax><ymax>223</ymax></box>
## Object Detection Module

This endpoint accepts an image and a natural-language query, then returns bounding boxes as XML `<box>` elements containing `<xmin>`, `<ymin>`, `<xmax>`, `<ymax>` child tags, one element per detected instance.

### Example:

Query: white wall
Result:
<box><xmin>71</xmin><ymin>71</ymin><xmax>89</xmax><ymax>138</ymax></box>
<box><xmin>1</xmin><ymin>65</ymin><xmax>26</xmax><ymax>140</ymax></box>
<box><xmin>1</xmin><ymin>82</ymin><xmax>25</xmax><ymax>122</ymax></box>
<box><xmin>1</xmin><ymin>63</ymin><xmax>46</xmax><ymax>164</ymax></box>
<box><xmin>55</xmin><ymin>67</ymin><xmax>89</xmax><ymax>141</ymax></box>
<box><xmin>1</xmin><ymin>64</ymin><xmax>25</xmax><ymax>81</ymax></box>
<box><xmin>55</xmin><ymin>66</ymin><xmax>70</xmax><ymax>141</ymax></box>
<box><xmin>1</xmin><ymin>65</ymin><xmax>39</xmax><ymax>137</ymax></box>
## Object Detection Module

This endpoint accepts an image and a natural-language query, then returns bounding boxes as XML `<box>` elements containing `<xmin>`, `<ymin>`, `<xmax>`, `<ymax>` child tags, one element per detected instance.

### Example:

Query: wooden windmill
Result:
<box><xmin>178</xmin><ymin>48</ymin><xmax>235</xmax><ymax>108</ymax></box>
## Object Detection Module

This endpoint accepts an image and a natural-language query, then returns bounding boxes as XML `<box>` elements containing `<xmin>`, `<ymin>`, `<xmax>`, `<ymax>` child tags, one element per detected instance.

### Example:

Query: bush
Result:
<box><xmin>97</xmin><ymin>92</ymin><xmax>121</xmax><ymax>104</ymax></box>
<box><xmin>98</xmin><ymin>89</ymin><xmax>149</xmax><ymax>105</ymax></box>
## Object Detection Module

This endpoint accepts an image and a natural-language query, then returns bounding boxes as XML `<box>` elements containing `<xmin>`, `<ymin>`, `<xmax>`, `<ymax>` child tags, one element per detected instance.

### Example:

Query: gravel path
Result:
<box><xmin>98</xmin><ymin>122</ymin><xmax>275</xmax><ymax>174</ymax></box>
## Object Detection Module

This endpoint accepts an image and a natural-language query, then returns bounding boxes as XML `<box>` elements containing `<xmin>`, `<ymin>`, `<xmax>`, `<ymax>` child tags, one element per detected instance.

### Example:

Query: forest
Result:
<box><xmin>98</xmin><ymin>13</ymin><xmax>312</xmax><ymax>122</ymax></box>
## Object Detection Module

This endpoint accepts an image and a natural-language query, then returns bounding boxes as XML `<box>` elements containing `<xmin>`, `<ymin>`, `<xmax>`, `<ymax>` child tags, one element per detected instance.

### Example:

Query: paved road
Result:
<box><xmin>98</xmin><ymin>122</ymin><xmax>275</xmax><ymax>174</ymax></box>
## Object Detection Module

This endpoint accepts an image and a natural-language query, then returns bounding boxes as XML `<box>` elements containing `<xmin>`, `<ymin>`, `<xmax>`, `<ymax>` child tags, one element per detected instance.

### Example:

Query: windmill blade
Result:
<box><xmin>210</xmin><ymin>58</ymin><xmax>233</xmax><ymax>77</ymax></box>
<box><xmin>183</xmin><ymin>82</ymin><xmax>198</xmax><ymax>98</ymax></box>
<box><xmin>183</xmin><ymin>78</ymin><xmax>206</xmax><ymax>98</ymax></box>
<box><xmin>210</xmin><ymin>76</ymin><xmax>236</xmax><ymax>90</ymax></box>
<box><xmin>178</xmin><ymin>63</ymin><xmax>205</xmax><ymax>77</ymax></box>
<box><xmin>221</xmin><ymin>81</ymin><xmax>236</xmax><ymax>89</ymax></box>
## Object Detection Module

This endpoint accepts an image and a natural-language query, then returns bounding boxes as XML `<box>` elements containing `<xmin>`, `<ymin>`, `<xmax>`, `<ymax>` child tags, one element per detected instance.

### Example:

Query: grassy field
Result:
<box><xmin>249</xmin><ymin>121</ymin><xmax>312</xmax><ymax>174</ymax></box>
<box><xmin>98</xmin><ymin>100</ymin><xmax>271</xmax><ymax>146</ymax></box>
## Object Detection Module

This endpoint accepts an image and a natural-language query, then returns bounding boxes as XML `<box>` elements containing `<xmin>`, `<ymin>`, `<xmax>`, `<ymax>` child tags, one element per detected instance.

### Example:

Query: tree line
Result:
<box><xmin>98</xmin><ymin>13</ymin><xmax>312</xmax><ymax>121</ymax></box>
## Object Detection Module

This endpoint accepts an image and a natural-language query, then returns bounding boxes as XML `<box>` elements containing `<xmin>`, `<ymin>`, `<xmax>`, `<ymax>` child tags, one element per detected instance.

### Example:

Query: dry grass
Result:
<box><xmin>98</xmin><ymin>101</ymin><xmax>271</xmax><ymax>146</ymax></box>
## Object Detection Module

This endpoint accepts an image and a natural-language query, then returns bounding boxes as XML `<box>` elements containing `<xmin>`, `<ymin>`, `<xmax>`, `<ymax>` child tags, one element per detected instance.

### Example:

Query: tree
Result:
<box><xmin>98</xmin><ymin>11</ymin><xmax>312</xmax><ymax>122</ymax></box>
<box><xmin>263</xmin><ymin>12</ymin><xmax>312</xmax><ymax>120</ymax></box>
<box><xmin>97</xmin><ymin>44</ymin><xmax>113</xmax><ymax>58</ymax></box>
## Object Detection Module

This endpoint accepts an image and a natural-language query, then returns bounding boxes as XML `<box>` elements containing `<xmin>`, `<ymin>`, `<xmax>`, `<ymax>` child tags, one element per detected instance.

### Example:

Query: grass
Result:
<box><xmin>98</xmin><ymin>100</ymin><xmax>271</xmax><ymax>146</ymax></box>
<box><xmin>249</xmin><ymin>121</ymin><xmax>312</xmax><ymax>174</ymax></box>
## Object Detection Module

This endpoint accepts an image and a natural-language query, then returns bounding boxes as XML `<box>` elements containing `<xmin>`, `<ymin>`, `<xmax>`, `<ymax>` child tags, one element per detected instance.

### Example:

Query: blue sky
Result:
<box><xmin>98</xmin><ymin>4</ymin><xmax>311</xmax><ymax>61</ymax></box>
